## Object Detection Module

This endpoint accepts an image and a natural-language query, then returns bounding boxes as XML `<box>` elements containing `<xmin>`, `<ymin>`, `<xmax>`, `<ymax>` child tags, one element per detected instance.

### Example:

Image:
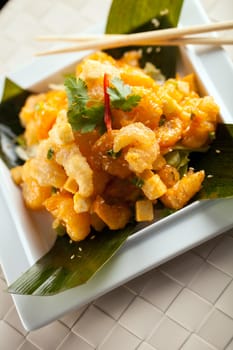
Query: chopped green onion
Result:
<box><xmin>131</xmin><ymin>176</ymin><xmax>145</xmax><ymax>188</ymax></box>
<box><xmin>107</xmin><ymin>149</ymin><xmax>122</xmax><ymax>159</ymax></box>
<box><xmin>47</xmin><ymin>148</ymin><xmax>54</xmax><ymax>160</ymax></box>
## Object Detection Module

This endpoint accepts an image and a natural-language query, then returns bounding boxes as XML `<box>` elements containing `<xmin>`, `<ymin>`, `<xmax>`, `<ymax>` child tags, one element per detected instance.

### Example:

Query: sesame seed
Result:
<box><xmin>207</xmin><ymin>174</ymin><xmax>214</xmax><ymax>178</ymax></box>
<box><xmin>151</xmin><ymin>18</ymin><xmax>160</xmax><ymax>28</ymax></box>
<box><xmin>70</xmin><ymin>254</ymin><xmax>75</xmax><ymax>260</ymax></box>
<box><xmin>90</xmin><ymin>235</ymin><xmax>96</xmax><ymax>240</ymax></box>
<box><xmin>155</xmin><ymin>47</ymin><xmax>161</xmax><ymax>53</ymax></box>
<box><xmin>78</xmin><ymin>247</ymin><xmax>82</xmax><ymax>251</ymax></box>
<box><xmin>160</xmin><ymin>8</ymin><xmax>169</xmax><ymax>16</ymax></box>
<box><xmin>69</xmin><ymin>239</ymin><xmax>73</xmax><ymax>244</ymax></box>
<box><xmin>146</xmin><ymin>47</ymin><xmax>153</xmax><ymax>54</ymax></box>
<box><xmin>215</xmin><ymin>149</ymin><xmax>221</xmax><ymax>154</ymax></box>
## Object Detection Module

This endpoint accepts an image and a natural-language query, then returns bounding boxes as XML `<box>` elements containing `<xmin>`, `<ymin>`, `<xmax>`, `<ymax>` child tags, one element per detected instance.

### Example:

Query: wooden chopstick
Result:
<box><xmin>37</xmin><ymin>34</ymin><xmax>125</xmax><ymax>42</ymax></box>
<box><xmin>36</xmin><ymin>37</ymin><xmax>233</xmax><ymax>56</ymax></box>
<box><xmin>36</xmin><ymin>20</ymin><xmax>233</xmax><ymax>56</ymax></box>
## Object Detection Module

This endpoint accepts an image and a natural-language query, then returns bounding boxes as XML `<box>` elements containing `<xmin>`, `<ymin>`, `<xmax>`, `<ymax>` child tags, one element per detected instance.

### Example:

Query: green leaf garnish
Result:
<box><xmin>190</xmin><ymin>123</ymin><xmax>233</xmax><ymax>199</ymax></box>
<box><xmin>0</xmin><ymin>78</ymin><xmax>30</xmax><ymax>168</ymax></box>
<box><xmin>64</xmin><ymin>76</ymin><xmax>105</xmax><ymax>133</ymax></box>
<box><xmin>8</xmin><ymin>225</ymin><xmax>135</xmax><ymax>295</ymax></box>
<box><xmin>0</xmin><ymin>78</ymin><xmax>30</xmax><ymax>134</ymax></box>
<box><xmin>165</xmin><ymin>149</ymin><xmax>190</xmax><ymax>177</ymax></box>
<box><xmin>105</xmin><ymin>0</ymin><xmax>184</xmax><ymax>77</ymax></box>
<box><xmin>108</xmin><ymin>77</ymin><xmax>141</xmax><ymax>111</ymax></box>
<box><xmin>106</xmin><ymin>0</ymin><xmax>183</xmax><ymax>36</ymax></box>
<box><xmin>65</xmin><ymin>76</ymin><xmax>141</xmax><ymax>132</ymax></box>
<box><xmin>131</xmin><ymin>176</ymin><xmax>145</xmax><ymax>189</ymax></box>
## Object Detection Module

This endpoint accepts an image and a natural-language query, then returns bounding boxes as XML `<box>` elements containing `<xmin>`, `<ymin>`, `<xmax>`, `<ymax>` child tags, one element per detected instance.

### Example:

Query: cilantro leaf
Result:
<box><xmin>64</xmin><ymin>75</ymin><xmax>141</xmax><ymax>133</ymax></box>
<box><xmin>64</xmin><ymin>76</ymin><xmax>105</xmax><ymax>133</ymax></box>
<box><xmin>109</xmin><ymin>77</ymin><xmax>131</xmax><ymax>98</ymax></box>
<box><xmin>108</xmin><ymin>77</ymin><xmax>141</xmax><ymax>112</ymax></box>
<box><xmin>64</xmin><ymin>76</ymin><xmax>88</xmax><ymax>108</ymax></box>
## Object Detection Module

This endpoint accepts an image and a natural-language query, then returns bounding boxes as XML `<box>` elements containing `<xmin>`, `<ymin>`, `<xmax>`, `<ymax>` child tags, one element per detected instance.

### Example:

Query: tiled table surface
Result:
<box><xmin>0</xmin><ymin>0</ymin><xmax>233</xmax><ymax>349</ymax></box>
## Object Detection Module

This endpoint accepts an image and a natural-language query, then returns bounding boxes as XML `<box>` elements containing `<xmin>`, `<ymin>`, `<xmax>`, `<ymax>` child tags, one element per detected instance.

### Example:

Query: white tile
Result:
<box><xmin>99</xmin><ymin>324</ymin><xmax>141</xmax><ymax>350</ymax></box>
<box><xmin>18</xmin><ymin>0</ymin><xmax>56</xmax><ymax>18</ymax></box>
<box><xmin>0</xmin><ymin>279</ymin><xmax>14</xmax><ymax>319</ymax></box>
<box><xmin>125</xmin><ymin>270</ymin><xmax>155</xmax><ymax>295</ymax></box>
<box><xmin>160</xmin><ymin>252</ymin><xmax>203</xmax><ymax>285</ymax></box>
<box><xmin>198</xmin><ymin>308</ymin><xmax>233</xmax><ymax>349</ymax></box>
<box><xmin>0</xmin><ymin>320</ymin><xmax>24</xmax><ymax>350</ymax></box>
<box><xmin>192</xmin><ymin>235</ymin><xmax>223</xmax><ymax>259</ymax></box>
<box><xmin>137</xmin><ymin>342</ymin><xmax>158</xmax><ymax>350</ymax></box>
<box><xmin>119</xmin><ymin>296</ymin><xmax>163</xmax><ymax>339</ymax></box>
<box><xmin>72</xmin><ymin>305</ymin><xmax>115</xmax><ymax>347</ymax></box>
<box><xmin>182</xmin><ymin>334</ymin><xmax>218</xmax><ymax>350</ymax></box>
<box><xmin>208</xmin><ymin>236</ymin><xmax>233</xmax><ymax>276</ymax></box>
<box><xmin>227</xmin><ymin>228</ymin><xmax>233</xmax><ymax>239</ymax></box>
<box><xmin>59</xmin><ymin>304</ymin><xmax>88</xmax><ymax>328</ymax></box>
<box><xmin>82</xmin><ymin>0</ymin><xmax>111</xmax><ymax>22</ymax></box>
<box><xmin>94</xmin><ymin>286</ymin><xmax>135</xmax><ymax>319</ymax></box>
<box><xmin>189</xmin><ymin>262</ymin><xmax>231</xmax><ymax>303</ymax></box>
<box><xmin>27</xmin><ymin>321</ymin><xmax>69</xmax><ymax>350</ymax></box>
<box><xmin>226</xmin><ymin>338</ymin><xmax>233</xmax><ymax>350</ymax></box>
<box><xmin>40</xmin><ymin>2</ymin><xmax>89</xmax><ymax>34</ymax></box>
<box><xmin>4</xmin><ymin>13</ymin><xmax>40</xmax><ymax>42</ymax></box>
<box><xmin>148</xmin><ymin>316</ymin><xmax>189</xmax><ymax>350</ymax></box>
<box><xmin>4</xmin><ymin>305</ymin><xmax>28</xmax><ymax>336</ymax></box>
<box><xmin>67</xmin><ymin>0</ymin><xmax>87</xmax><ymax>10</ymax></box>
<box><xmin>57</xmin><ymin>332</ymin><xmax>94</xmax><ymax>350</ymax></box>
<box><xmin>167</xmin><ymin>288</ymin><xmax>212</xmax><ymax>331</ymax></box>
<box><xmin>18</xmin><ymin>340</ymin><xmax>41</xmax><ymax>350</ymax></box>
<box><xmin>216</xmin><ymin>280</ymin><xmax>233</xmax><ymax>318</ymax></box>
<box><xmin>141</xmin><ymin>270</ymin><xmax>182</xmax><ymax>311</ymax></box>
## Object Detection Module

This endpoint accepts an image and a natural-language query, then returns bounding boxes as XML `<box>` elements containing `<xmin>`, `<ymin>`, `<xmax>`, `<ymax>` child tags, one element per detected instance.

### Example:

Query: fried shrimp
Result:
<box><xmin>113</xmin><ymin>122</ymin><xmax>159</xmax><ymax>172</ymax></box>
<box><xmin>11</xmin><ymin>51</ymin><xmax>218</xmax><ymax>240</ymax></box>
<box><xmin>56</xmin><ymin>144</ymin><xmax>94</xmax><ymax>198</ymax></box>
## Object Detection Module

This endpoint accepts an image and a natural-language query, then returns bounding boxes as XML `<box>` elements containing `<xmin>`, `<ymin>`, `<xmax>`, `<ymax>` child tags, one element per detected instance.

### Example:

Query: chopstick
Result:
<box><xmin>36</xmin><ymin>20</ymin><xmax>233</xmax><ymax>56</ymax></box>
<box><xmin>36</xmin><ymin>37</ymin><xmax>233</xmax><ymax>56</ymax></box>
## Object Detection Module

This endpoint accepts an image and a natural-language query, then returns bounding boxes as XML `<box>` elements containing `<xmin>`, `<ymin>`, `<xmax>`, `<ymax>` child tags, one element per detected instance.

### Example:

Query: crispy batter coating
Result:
<box><xmin>11</xmin><ymin>52</ymin><xmax>219</xmax><ymax>240</ymax></box>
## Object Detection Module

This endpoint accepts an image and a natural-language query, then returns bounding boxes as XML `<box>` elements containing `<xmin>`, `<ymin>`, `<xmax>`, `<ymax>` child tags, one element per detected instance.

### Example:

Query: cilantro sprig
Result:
<box><xmin>64</xmin><ymin>76</ymin><xmax>105</xmax><ymax>133</ymax></box>
<box><xmin>108</xmin><ymin>77</ymin><xmax>141</xmax><ymax>112</ymax></box>
<box><xmin>64</xmin><ymin>75</ymin><xmax>141</xmax><ymax>133</ymax></box>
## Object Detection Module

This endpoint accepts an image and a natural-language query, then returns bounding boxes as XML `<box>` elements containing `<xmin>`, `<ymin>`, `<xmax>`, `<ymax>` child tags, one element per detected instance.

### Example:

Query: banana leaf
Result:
<box><xmin>7</xmin><ymin>225</ymin><xmax>136</xmax><ymax>295</ymax></box>
<box><xmin>105</xmin><ymin>0</ymin><xmax>184</xmax><ymax>77</ymax></box>
<box><xmin>190</xmin><ymin>123</ymin><xmax>233</xmax><ymax>199</ymax></box>
<box><xmin>0</xmin><ymin>78</ymin><xmax>30</xmax><ymax>168</ymax></box>
<box><xmin>2</xmin><ymin>79</ymin><xmax>233</xmax><ymax>296</ymax></box>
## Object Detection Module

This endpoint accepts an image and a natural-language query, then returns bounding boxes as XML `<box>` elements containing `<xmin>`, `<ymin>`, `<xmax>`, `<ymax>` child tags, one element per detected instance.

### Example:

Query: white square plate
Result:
<box><xmin>0</xmin><ymin>0</ymin><xmax>233</xmax><ymax>331</ymax></box>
